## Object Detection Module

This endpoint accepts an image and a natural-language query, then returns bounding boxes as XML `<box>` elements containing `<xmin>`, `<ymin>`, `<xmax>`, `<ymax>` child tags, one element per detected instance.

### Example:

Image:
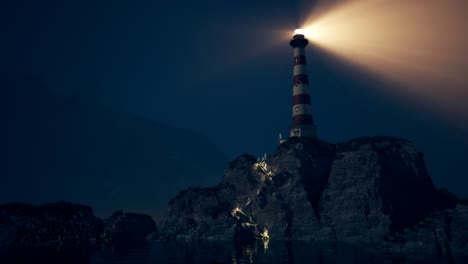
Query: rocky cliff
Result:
<box><xmin>160</xmin><ymin>137</ymin><xmax>468</xmax><ymax>257</ymax></box>
<box><xmin>0</xmin><ymin>202</ymin><xmax>157</xmax><ymax>254</ymax></box>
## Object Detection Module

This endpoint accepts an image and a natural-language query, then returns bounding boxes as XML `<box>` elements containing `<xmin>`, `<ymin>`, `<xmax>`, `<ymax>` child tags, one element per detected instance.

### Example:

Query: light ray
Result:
<box><xmin>298</xmin><ymin>0</ymin><xmax>468</xmax><ymax>126</ymax></box>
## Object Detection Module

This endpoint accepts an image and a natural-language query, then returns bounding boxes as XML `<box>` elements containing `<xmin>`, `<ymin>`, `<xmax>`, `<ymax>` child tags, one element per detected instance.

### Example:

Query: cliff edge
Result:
<box><xmin>160</xmin><ymin>137</ymin><xmax>468</xmax><ymax>257</ymax></box>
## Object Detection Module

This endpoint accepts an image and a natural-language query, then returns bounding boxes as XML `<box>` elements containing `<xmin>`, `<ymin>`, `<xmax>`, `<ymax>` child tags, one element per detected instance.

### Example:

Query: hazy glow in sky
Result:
<box><xmin>296</xmin><ymin>0</ymin><xmax>468</xmax><ymax>126</ymax></box>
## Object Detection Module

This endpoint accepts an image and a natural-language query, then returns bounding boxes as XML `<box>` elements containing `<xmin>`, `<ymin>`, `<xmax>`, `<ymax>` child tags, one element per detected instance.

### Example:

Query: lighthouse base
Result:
<box><xmin>290</xmin><ymin>124</ymin><xmax>317</xmax><ymax>138</ymax></box>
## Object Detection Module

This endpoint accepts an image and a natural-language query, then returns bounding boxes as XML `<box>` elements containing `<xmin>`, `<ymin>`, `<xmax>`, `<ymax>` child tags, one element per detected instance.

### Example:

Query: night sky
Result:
<box><xmin>2</xmin><ymin>0</ymin><xmax>468</xmax><ymax>217</ymax></box>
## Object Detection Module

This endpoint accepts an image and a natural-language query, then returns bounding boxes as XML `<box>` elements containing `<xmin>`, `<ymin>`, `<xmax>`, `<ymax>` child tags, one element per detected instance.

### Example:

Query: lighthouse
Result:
<box><xmin>289</xmin><ymin>30</ymin><xmax>317</xmax><ymax>138</ymax></box>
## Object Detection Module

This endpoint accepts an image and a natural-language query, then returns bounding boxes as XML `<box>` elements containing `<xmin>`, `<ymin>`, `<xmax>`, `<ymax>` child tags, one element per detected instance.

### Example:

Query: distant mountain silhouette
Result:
<box><xmin>1</xmin><ymin>72</ymin><xmax>227</xmax><ymax>219</ymax></box>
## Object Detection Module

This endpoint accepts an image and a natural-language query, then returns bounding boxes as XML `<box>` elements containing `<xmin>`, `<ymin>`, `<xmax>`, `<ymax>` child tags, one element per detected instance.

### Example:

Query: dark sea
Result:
<box><xmin>2</xmin><ymin>240</ymin><xmax>466</xmax><ymax>264</ymax></box>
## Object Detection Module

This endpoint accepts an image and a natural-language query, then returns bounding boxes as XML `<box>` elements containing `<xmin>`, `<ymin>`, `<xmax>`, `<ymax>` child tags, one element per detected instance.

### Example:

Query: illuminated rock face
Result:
<box><xmin>160</xmin><ymin>137</ymin><xmax>468</xmax><ymax>256</ymax></box>
<box><xmin>243</xmin><ymin>139</ymin><xmax>334</xmax><ymax>240</ymax></box>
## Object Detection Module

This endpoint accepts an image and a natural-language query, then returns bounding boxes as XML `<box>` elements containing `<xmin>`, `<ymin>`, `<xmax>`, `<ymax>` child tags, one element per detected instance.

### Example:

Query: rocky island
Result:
<box><xmin>160</xmin><ymin>136</ymin><xmax>468</xmax><ymax>258</ymax></box>
<box><xmin>1</xmin><ymin>136</ymin><xmax>467</xmax><ymax>261</ymax></box>
<box><xmin>0</xmin><ymin>201</ymin><xmax>157</xmax><ymax>259</ymax></box>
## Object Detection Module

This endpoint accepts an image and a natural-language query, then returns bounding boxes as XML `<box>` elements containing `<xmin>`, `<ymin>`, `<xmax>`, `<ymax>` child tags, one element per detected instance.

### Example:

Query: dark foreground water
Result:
<box><xmin>2</xmin><ymin>240</ymin><xmax>466</xmax><ymax>264</ymax></box>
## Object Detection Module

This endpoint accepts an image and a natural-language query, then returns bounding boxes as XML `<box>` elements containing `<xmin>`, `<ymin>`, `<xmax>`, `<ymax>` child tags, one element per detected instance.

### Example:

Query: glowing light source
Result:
<box><xmin>294</xmin><ymin>29</ymin><xmax>305</xmax><ymax>36</ymax></box>
<box><xmin>293</xmin><ymin>27</ymin><xmax>319</xmax><ymax>40</ymax></box>
<box><xmin>231</xmin><ymin>206</ymin><xmax>241</xmax><ymax>218</ymax></box>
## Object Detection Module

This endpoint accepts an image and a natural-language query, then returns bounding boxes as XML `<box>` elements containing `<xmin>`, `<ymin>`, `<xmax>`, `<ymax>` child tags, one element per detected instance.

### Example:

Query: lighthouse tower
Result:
<box><xmin>289</xmin><ymin>31</ymin><xmax>317</xmax><ymax>138</ymax></box>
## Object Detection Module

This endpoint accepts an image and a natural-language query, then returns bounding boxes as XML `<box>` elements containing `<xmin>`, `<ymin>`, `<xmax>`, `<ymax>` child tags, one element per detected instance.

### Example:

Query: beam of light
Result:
<box><xmin>298</xmin><ymin>0</ymin><xmax>468</xmax><ymax>127</ymax></box>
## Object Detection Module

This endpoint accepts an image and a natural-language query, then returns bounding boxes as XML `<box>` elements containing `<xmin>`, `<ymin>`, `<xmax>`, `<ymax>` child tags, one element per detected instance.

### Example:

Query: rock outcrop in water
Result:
<box><xmin>0</xmin><ymin>202</ymin><xmax>156</xmax><ymax>252</ymax></box>
<box><xmin>0</xmin><ymin>202</ymin><xmax>103</xmax><ymax>250</ymax></box>
<box><xmin>160</xmin><ymin>137</ymin><xmax>468</xmax><ymax>257</ymax></box>
<box><xmin>102</xmin><ymin>210</ymin><xmax>157</xmax><ymax>244</ymax></box>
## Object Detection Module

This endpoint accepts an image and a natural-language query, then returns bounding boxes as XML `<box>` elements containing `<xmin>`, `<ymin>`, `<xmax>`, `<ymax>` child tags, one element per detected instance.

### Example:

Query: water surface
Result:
<box><xmin>3</xmin><ymin>240</ymin><xmax>465</xmax><ymax>263</ymax></box>
<box><xmin>89</xmin><ymin>240</ymin><xmax>461</xmax><ymax>264</ymax></box>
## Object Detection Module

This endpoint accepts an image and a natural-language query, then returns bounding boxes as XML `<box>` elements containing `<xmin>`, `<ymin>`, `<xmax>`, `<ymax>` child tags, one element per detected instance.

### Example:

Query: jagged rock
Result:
<box><xmin>449</xmin><ymin>205</ymin><xmax>468</xmax><ymax>254</ymax></box>
<box><xmin>369</xmin><ymin>204</ymin><xmax>468</xmax><ymax>259</ymax></box>
<box><xmin>319</xmin><ymin>137</ymin><xmax>437</xmax><ymax>243</ymax></box>
<box><xmin>222</xmin><ymin>154</ymin><xmax>265</xmax><ymax>207</ymax></box>
<box><xmin>244</xmin><ymin>139</ymin><xmax>335</xmax><ymax>240</ymax></box>
<box><xmin>101</xmin><ymin>210</ymin><xmax>156</xmax><ymax>244</ymax></box>
<box><xmin>160</xmin><ymin>136</ymin><xmax>468</xmax><ymax>258</ymax></box>
<box><xmin>160</xmin><ymin>185</ymin><xmax>238</xmax><ymax>240</ymax></box>
<box><xmin>0</xmin><ymin>201</ymin><xmax>103</xmax><ymax>250</ymax></box>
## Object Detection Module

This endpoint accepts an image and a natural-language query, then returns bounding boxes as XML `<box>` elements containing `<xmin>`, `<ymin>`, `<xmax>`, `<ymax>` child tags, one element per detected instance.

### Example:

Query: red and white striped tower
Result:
<box><xmin>289</xmin><ymin>31</ymin><xmax>316</xmax><ymax>138</ymax></box>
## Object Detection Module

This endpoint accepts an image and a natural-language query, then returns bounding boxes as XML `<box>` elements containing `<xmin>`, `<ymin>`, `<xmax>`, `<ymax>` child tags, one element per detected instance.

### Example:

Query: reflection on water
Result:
<box><xmin>2</xmin><ymin>240</ymin><xmax>466</xmax><ymax>264</ymax></box>
<box><xmin>90</xmin><ymin>240</ymin><xmax>464</xmax><ymax>264</ymax></box>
